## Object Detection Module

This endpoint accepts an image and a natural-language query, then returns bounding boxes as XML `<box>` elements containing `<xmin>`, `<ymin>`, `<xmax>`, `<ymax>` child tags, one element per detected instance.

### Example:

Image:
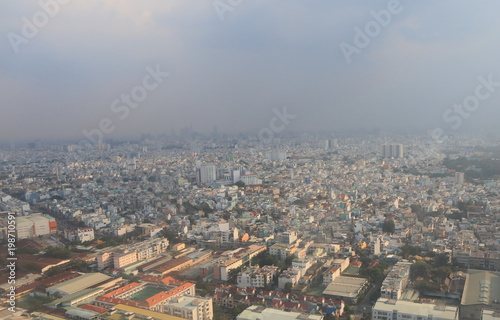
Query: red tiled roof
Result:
<box><xmin>96</xmin><ymin>278</ymin><xmax>195</xmax><ymax>309</ymax></box>
<box><xmin>144</xmin><ymin>283</ymin><xmax>194</xmax><ymax>307</ymax></box>
<box><xmin>78</xmin><ymin>304</ymin><xmax>108</xmax><ymax>313</ymax></box>
<box><xmin>350</xmin><ymin>261</ymin><xmax>362</xmax><ymax>267</ymax></box>
<box><xmin>101</xmin><ymin>282</ymin><xmax>141</xmax><ymax>298</ymax></box>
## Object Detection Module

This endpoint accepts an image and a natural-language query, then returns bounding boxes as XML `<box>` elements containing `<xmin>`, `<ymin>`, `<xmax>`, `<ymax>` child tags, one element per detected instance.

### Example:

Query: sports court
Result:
<box><xmin>129</xmin><ymin>286</ymin><xmax>165</xmax><ymax>302</ymax></box>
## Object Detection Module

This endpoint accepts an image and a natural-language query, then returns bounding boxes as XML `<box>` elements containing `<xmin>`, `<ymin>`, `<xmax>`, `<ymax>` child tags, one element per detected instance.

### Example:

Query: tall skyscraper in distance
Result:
<box><xmin>455</xmin><ymin>172</ymin><xmax>465</xmax><ymax>184</ymax></box>
<box><xmin>325</xmin><ymin>139</ymin><xmax>331</xmax><ymax>150</ymax></box>
<box><xmin>324</xmin><ymin>138</ymin><xmax>338</xmax><ymax>150</ymax></box>
<box><xmin>267</xmin><ymin>151</ymin><xmax>287</xmax><ymax>161</ymax></box>
<box><xmin>394</xmin><ymin>144</ymin><xmax>404</xmax><ymax>158</ymax></box>
<box><xmin>198</xmin><ymin>164</ymin><xmax>217</xmax><ymax>183</ymax></box>
<box><xmin>382</xmin><ymin>144</ymin><xmax>404</xmax><ymax>158</ymax></box>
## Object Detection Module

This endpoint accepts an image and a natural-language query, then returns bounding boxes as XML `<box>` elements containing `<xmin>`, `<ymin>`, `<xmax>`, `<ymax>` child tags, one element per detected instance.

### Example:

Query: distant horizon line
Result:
<box><xmin>1</xmin><ymin>128</ymin><xmax>500</xmax><ymax>148</ymax></box>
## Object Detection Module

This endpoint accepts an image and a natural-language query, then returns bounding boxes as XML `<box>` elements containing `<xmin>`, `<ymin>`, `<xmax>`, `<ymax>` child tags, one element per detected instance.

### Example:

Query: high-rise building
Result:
<box><xmin>325</xmin><ymin>139</ymin><xmax>332</xmax><ymax>150</ymax></box>
<box><xmin>455</xmin><ymin>172</ymin><xmax>465</xmax><ymax>184</ymax></box>
<box><xmin>281</xmin><ymin>231</ymin><xmax>297</xmax><ymax>244</ymax></box>
<box><xmin>382</xmin><ymin>144</ymin><xmax>404</xmax><ymax>158</ymax></box>
<box><xmin>267</xmin><ymin>151</ymin><xmax>287</xmax><ymax>161</ymax></box>
<box><xmin>232</xmin><ymin>169</ymin><xmax>241</xmax><ymax>183</ymax></box>
<box><xmin>324</xmin><ymin>138</ymin><xmax>338</xmax><ymax>150</ymax></box>
<box><xmin>126</xmin><ymin>158</ymin><xmax>137</xmax><ymax>171</ymax></box>
<box><xmin>198</xmin><ymin>164</ymin><xmax>216</xmax><ymax>183</ymax></box>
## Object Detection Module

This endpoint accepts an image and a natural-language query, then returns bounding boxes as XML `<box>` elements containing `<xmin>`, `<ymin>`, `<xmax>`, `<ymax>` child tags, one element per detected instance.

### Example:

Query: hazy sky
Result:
<box><xmin>2</xmin><ymin>0</ymin><xmax>500</xmax><ymax>143</ymax></box>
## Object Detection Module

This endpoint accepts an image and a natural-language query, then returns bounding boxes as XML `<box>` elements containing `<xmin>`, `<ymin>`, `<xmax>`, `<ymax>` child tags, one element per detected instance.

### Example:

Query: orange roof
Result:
<box><xmin>96</xmin><ymin>278</ymin><xmax>195</xmax><ymax>308</ymax></box>
<box><xmin>102</xmin><ymin>282</ymin><xmax>141</xmax><ymax>298</ymax></box>
<box><xmin>144</xmin><ymin>283</ymin><xmax>195</xmax><ymax>307</ymax></box>
<box><xmin>327</xmin><ymin>266</ymin><xmax>339</xmax><ymax>273</ymax></box>
<box><xmin>79</xmin><ymin>304</ymin><xmax>108</xmax><ymax>313</ymax></box>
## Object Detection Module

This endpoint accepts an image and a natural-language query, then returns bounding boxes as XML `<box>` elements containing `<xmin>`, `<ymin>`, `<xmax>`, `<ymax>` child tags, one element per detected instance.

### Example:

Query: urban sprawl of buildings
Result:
<box><xmin>1</xmin><ymin>133</ymin><xmax>500</xmax><ymax>320</ymax></box>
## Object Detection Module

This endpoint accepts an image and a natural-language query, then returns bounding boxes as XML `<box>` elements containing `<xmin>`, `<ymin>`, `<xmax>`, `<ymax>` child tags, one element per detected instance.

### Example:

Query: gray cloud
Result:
<box><xmin>2</xmin><ymin>0</ymin><xmax>500</xmax><ymax>143</ymax></box>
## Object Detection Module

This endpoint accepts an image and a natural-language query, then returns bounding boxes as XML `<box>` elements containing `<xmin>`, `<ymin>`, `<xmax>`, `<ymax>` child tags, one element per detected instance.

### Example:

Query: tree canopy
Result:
<box><xmin>382</xmin><ymin>219</ymin><xmax>395</xmax><ymax>233</ymax></box>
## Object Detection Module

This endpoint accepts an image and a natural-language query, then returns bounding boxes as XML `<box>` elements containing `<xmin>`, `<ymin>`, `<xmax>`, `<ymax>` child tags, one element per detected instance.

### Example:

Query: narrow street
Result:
<box><xmin>354</xmin><ymin>268</ymin><xmax>391</xmax><ymax>319</ymax></box>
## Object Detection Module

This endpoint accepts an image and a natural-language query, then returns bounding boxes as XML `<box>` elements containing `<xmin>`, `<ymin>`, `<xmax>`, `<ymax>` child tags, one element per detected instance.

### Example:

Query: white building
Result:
<box><xmin>239</xmin><ymin>174</ymin><xmax>262</xmax><ymax>186</ymax></box>
<box><xmin>455</xmin><ymin>172</ymin><xmax>465</xmax><ymax>184</ymax></box>
<box><xmin>281</xmin><ymin>231</ymin><xmax>297</xmax><ymax>244</ymax></box>
<box><xmin>291</xmin><ymin>258</ymin><xmax>312</xmax><ymax>276</ymax></box>
<box><xmin>371</xmin><ymin>235</ymin><xmax>382</xmax><ymax>255</ymax></box>
<box><xmin>332</xmin><ymin>257</ymin><xmax>350</xmax><ymax>273</ymax></box>
<box><xmin>372</xmin><ymin>298</ymin><xmax>457</xmax><ymax>320</ymax></box>
<box><xmin>162</xmin><ymin>296</ymin><xmax>213</xmax><ymax>320</ymax></box>
<box><xmin>237</xmin><ymin>265</ymin><xmax>279</xmax><ymax>288</ymax></box>
<box><xmin>96</xmin><ymin>238</ymin><xmax>169</xmax><ymax>270</ymax></box>
<box><xmin>232</xmin><ymin>169</ymin><xmax>241</xmax><ymax>184</ymax></box>
<box><xmin>278</xmin><ymin>268</ymin><xmax>301</xmax><ymax>289</ymax></box>
<box><xmin>237</xmin><ymin>305</ymin><xmax>323</xmax><ymax>320</ymax></box>
<box><xmin>380</xmin><ymin>261</ymin><xmax>412</xmax><ymax>300</ymax></box>
<box><xmin>67</xmin><ymin>227</ymin><xmax>95</xmax><ymax>243</ymax></box>
<box><xmin>323</xmin><ymin>266</ymin><xmax>341</xmax><ymax>286</ymax></box>
<box><xmin>269</xmin><ymin>243</ymin><xmax>294</xmax><ymax>261</ymax></box>
<box><xmin>199</xmin><ymin>165</ymin><xmax>217</xmax><ymax>183</ymax></box>
<box><xmin>15</xmin><ymin>215</ymin><xmax>56</xmax><ymax>239</ymax></box>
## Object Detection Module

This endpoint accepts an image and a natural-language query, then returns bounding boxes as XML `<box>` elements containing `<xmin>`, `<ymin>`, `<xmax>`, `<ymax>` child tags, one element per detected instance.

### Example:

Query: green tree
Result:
<box><xmin>283</xmin><ymin>282</ymin><xmax>293</xmax><ymax>293</ymax></box>
<box><xmin>199</xmin><ymin>202</ymin><xmax>214</xmax><ymax>214</ymax></box>
<box><xmin>410</xmin><ymin>204</ymin><xmax>422</xmax><ymax>214</ymax></box>
<box><xmin>361</xmin><ymin>267</ymin><xmax>384</xmax><ymax>283</ymax></box>
<box><xmin>382</xmin><ymin>219</ymin><xmax>395</xmax><ymax>233</ymax></box>
<box><xmin>18</xmin><ymin>246</ymin><xmax>40</xmax><ymax>254</ymax></box>
<box><xmin>284</xmin><ymin>255</ymin><xmax>295</xmax><ymax>268</ymax></box>
<box><xmin>234</xmin><ymin>180</ymin><xmax>246</xmax><ymax>188</ymax></box>
<box><xmin>68</xmin><ymin>260</ymin><xmax>89</xmax><ymax>272</ymax></box>
<box><xmin>431</xmin><ymin>266</ymin><xmax>452</xmax><ymax>281</ymax></box>
<box><xmin>18</xmin><ymin>295</ymin><xmax>55</xmax><ymax>313</ymax></box>
<box><xmin>433</xmin><ymin>253</ymin><xmax>449</xmax><ymax>268</ymax></box>
<box><xmin>400</xmin><ymin>245</ymin><xmax>422</xmax><ymax>258</ymax></box>
<box><xmin>228</xmin><ymin>267</ymin><xmax>243</xmax><ymax>284</ymax></box>
<box><xmin>43</xmin><ymin>246</ymin><xmax>72</xmax><ymax>259</ymax></box>
<box><xmin>231</xmin><ymin>304</ymin><xmax>249</xmax><ymax>319</ymax></box>
<box><xmin>44</xmin><ymin>266</ymin><xmax>64</xmax><ymax>277</ymax></box>
<box><xmin>21</xmin><ymin>262</ymin><xmax>41</xmax><ymax>272</ymax></box>
<box><xmin>52</xmin><ymin>292</ymin><xmax>63</xmax><ymax>299</ymax></box>
<box><xmin>362</xmin><ymin>312</ymin><xmax>372</xmax><ymax>320</ymax></box>
<box><xmin>251</xmin><ymin>251</ymin><xmax>285</xmax><ymax>269</ymax></box>
<box><xmin>161</xmin><ymin>228</ymin><xmax>182</xmax><ymax>244</ymax></box>
<box><xmin>213</xmin><ymin>305</ymin><xmax>234</xmax><ymax>320</ymax></box>
<box><xmin>121</xmin><ymin>273</ymin><xmax>141</xmax><ymax>283</ymax></box>
<box><xmin>410</xmin><ymin>261</ymin><xmax>430</xmax><ymax>280</ymax></box>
